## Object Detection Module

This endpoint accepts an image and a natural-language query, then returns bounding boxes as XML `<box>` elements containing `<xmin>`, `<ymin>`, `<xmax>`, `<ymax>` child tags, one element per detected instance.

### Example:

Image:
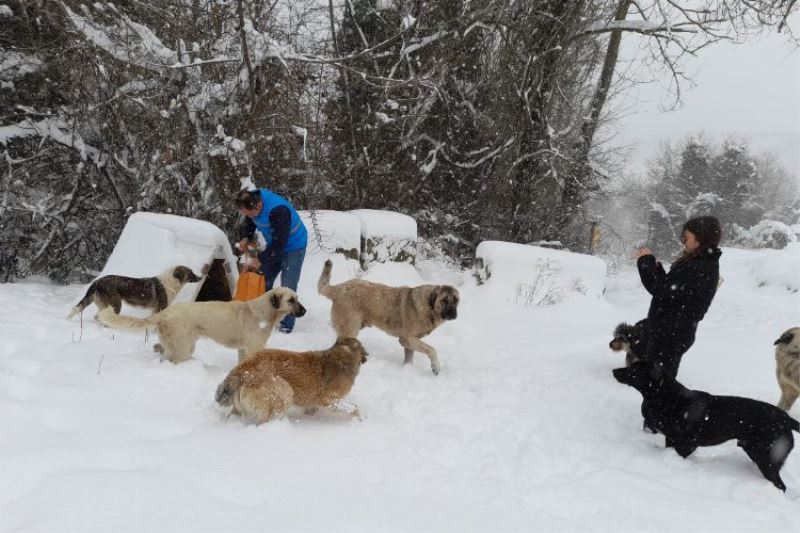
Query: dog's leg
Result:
<box><xmin>403</xmin><ymin>347</ymin><xmax>414</xmax><ymax>365</ymax></box>
<box><xmin>777</xmin><ymin>381</ymin><xmax>799</xmax><ymax>411</ymax></box>
<box><xmin>111</xmin><ymin>295</ymin><xmax>122</xmax><ymax>315</ymax></box>
<box><xmin>153</xmin><ymin>343</ymin><xmax>164</xmax><ymax>354</ymax></box>
<box><xmin>164</xmin><ymin>336</ymin><xmax>194</xmax><ymax>364</ymax></box>
<box><xmin>330</xmin><ymin>401</ymin><xmax>361</xmax><ymax>421</ymax></box>
<box><xmin>400</xmin><ymin>336</ymin><xmax>441</xmax><ymax>375</ymax></box>
<box><xmin>238</xmin><ymin>377</ymin><xmax>293</xmax><ymax>424</ymax></box>
<box><xmin>241</xmin><ymin>336</ymin><xmax>268</xmax><ymax>363</ymax></box>
<box><xmin>672</xmin><ymin>443</ymin><xmax>697</xmax><ymax>458</ymax></box>
<box><xmin>740</xmin><ymin>441</ymin><xmax>788</xmax><ymax>491</ymax></box>
<box><xmin>304</xmin><ymin>407</ymin><xmax>319</xmax><ymax>416</ymax></box>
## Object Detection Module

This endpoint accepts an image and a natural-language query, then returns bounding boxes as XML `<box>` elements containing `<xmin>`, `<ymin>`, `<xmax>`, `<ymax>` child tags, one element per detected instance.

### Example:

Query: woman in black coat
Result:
<box><xmin>636</xmin><ymin>216</ymin><xmax>722</xmax><ymax>379</ymax></box>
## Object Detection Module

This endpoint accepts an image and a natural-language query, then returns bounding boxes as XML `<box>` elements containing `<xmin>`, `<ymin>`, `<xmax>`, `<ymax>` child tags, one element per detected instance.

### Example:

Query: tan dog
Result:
<box><xmin>215</xmin><ymin>338</ymin><xmax>369</xmax><ymax>424</ymax></box>
<box><xmin>97</xmin><ymin>287</ymin><xmax>306</xmax><ymax>363</ymax></box>
<box><xmin>317</xmin><ymin>260</ymin><xmax>459</xmax><ymax>375</ymax></box>
<box><xmin>774</xmin><ymin>327</ymin><xmax>800</xmax><ymax>411</ymax></box>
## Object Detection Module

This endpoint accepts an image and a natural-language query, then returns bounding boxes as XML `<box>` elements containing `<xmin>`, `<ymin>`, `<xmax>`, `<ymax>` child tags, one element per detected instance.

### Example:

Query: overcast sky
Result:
<box><xmin>608</xmin><ymin>16</ymin><xmax>800</xmax><ymax>178</ymax></box>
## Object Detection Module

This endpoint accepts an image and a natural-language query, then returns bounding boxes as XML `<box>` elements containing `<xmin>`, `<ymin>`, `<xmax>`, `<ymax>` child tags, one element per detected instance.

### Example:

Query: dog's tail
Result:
<box><xmin>66</xmin><ymin>283</ymin><xmax>98</xmax><ymax>319</ymax></box>
<box><xmin>317</xmin><ymin>259</ymin><xmax>334</xmax><ymax>299</ymax></box>
<box><xmin>215</xmin><ymin>373</ymin><xmax>241</xmax><ymax>407</ymax></box>
<box><xmin>96</xmin><ymin>307</ymin><xmax>160</xmax><ymax>331</ymax></box>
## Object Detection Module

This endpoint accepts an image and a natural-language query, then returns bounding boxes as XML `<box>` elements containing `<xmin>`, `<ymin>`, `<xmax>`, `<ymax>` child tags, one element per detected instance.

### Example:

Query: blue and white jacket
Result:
<box><xmin>239</xmin><ymin>189</ymin><xmax>307</xmax><ymax>276</ymax></box>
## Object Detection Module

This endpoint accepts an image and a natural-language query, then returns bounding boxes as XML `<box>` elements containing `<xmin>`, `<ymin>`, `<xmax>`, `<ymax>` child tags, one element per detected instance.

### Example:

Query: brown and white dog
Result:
<box><xmin>97</xmin><ymin>287</ymin><xmax>306</xmax><ymax>364</ymax></box>
<box><xmin>318</xmin><ymin>260</ymin><xmax>459</xmax><ymax>375</ymax></box>
<box><xmin>775</xmin><ymin>327</ymin><xmax>800</xmax><ymax>411</ymax></box>
<box><xmin>66</xmin><ymin>266</ymin><xmax>202</xmax><ymax>320</ymax></box>
<box><xmin>215</xmin><ymin>338</ymin><xmax>369</xmax><ymax>424</ymax></box>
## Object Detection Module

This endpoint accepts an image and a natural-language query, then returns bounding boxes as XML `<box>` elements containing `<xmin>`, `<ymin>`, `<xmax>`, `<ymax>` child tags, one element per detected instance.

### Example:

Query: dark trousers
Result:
<box><xmin>263</xmin><ymin>247</ymin><xmax>306</xmax><ymax>331</ymax></box>
<box><xmin>645</xmin><ymin>326</ymin><xmax>696</xmax><ymax>379</ymax></box>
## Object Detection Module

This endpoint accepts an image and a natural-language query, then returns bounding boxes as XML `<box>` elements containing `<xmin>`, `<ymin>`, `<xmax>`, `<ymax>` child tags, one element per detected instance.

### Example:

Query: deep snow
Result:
<box><xmin>1</xmin><ymin>246</ymin><xmax>798</xmax><ymax>533</ymax></box>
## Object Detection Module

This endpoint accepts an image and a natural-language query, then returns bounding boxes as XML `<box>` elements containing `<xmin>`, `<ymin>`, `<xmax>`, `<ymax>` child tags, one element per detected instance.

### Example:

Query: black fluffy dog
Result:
<box><xmin>613</xmin><ymin>360</ymin><xmax>800</xmax><ymax>491</ymax></box>
<box><xmin>609</xmin><ymin>319</ymin><xmax>649</xmax><ymax>367</ymax></box>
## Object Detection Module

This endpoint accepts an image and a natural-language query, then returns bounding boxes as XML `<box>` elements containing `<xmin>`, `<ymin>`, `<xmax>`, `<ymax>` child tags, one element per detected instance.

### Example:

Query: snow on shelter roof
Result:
<box><xmin>100</xmin><ymin>212</ymin><xmax>238</xmax><ymax>302</ymax></box>
<box><xmin>349</xmin><ymin>209</ymin><xmax>417</xmax><ymax>240</ymax></box>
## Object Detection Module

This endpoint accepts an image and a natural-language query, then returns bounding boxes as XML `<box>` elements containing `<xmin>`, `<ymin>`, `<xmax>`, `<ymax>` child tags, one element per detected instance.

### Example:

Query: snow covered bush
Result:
<box><xmin>731</xmin><ymin>220</ymin><xmax>797</xmax><ymax>249</ymax></box>
<box><xmin>513</xmin><ymin>259</ymin><xmax>564</xmax><ymax>306</ymax></box>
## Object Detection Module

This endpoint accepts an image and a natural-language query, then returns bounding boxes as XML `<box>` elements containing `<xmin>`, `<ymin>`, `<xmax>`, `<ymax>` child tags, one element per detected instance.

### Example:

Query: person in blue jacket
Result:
<box><xmin>635</xmin><ymin>215</ymin><xmax>722</xmax><ymax>379</ymax></box>
<box><xmin>235</xmin><ymin>188</ymin><xmax>308</xmax><ymax>333</ymax></box>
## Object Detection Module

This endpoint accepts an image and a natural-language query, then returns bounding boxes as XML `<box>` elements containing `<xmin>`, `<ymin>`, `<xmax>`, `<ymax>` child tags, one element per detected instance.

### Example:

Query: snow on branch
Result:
<box><xmin>581</xmin><ymin>19</ymin><xmax>698</xmax><ymax>35</ymax></box>
<box><xmin>62</xmin><ymin>3</ymin><xmax>177</xmax><ymax>71</ymax></box>
<box><xmin>0</xmin><ymin>118</ymin><xmax>104</xmax><ymax>165</ymax></box>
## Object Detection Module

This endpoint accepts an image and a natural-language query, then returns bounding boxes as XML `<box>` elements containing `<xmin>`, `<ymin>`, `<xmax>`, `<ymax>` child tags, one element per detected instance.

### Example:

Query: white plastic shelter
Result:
<box><xmin>99</xmin><ymin>212</ymin><xmax>239</xmax><ymax>302</ymax></box>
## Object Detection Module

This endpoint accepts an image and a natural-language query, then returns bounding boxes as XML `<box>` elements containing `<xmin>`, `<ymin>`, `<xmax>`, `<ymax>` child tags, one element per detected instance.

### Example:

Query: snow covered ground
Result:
<box><xmin>1</xmin><ymin>246</ymin><xmax>798</xmax><ymax>532</ymax></box>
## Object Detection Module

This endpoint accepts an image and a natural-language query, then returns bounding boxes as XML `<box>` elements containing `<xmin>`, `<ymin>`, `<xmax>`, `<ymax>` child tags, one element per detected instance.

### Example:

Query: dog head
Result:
<box><xmin>429</xmin><ymin>286</ymin><xmax>460</xmax><ymax>321</ymax></box>
<box><xmin>609</xmin><ymin>322</ymin><xmax>637</xmax><ymax>352</ymax></box>
<box><xmin>774</xmin><ymin>327</ymin><xmax>799</xmax><ymax>349</ymax></box>
<box><xmin>267</xmin><ymin>287</ymin><xmax>307</xmax><ymax>318</ymax></box>
<box><xmin>612</xmin><ymin>360</ymin><xmax>666</xmax><ymax>394</ymax></box>
<box><xmin>172</xmin><ymin>266</ymin><xmax>202</xmax><ymax>284</ymax></box>
<box><xmin>336</xmin><ymin>337</ymin><xmax>369</xmax><ymax>364</ymax></box>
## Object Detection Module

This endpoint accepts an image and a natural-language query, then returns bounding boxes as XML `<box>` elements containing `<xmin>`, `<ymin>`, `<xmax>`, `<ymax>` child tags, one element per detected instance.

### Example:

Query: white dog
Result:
<box><xmin>97</xmin><ymin>287</ymin><xmax>306</xmax><ymax>363</ymax></box>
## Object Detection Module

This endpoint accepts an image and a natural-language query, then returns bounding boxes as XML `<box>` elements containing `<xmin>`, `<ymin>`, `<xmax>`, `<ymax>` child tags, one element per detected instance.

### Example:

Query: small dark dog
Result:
<box><xmin>67</xmin><ymin>266</ymin><xmax>202</xmax><ymax>319</ymax></box>
<box><xmin>609</xmin><ymin>319</ymin><xmax>649</xmax><ymax>367</ymax></box>
<box><xmin>613</xmin><ymin>360</ymin><xmax>800</xmax><ymax>491</ymax></box>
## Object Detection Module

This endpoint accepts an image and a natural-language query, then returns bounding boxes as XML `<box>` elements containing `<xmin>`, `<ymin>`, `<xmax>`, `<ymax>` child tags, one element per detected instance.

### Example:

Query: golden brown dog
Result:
<box><xmin>215</xmin><ymin>338</ymin><xmax>369</xmax><ymax>424</ymax></box>
<box><xmin>317</xmin><ymin>259</ymin><xmax>459</xmax><ymax>375</ymax></box>
<box><xmin>97</xmin><ymin>287</ymin><xmax>306</xmax><ymax>364</ymax></box>
<box><xmin>775</xmin><ymin>327</ymin><xmax>800</xmax><ymax>411</ymax></box>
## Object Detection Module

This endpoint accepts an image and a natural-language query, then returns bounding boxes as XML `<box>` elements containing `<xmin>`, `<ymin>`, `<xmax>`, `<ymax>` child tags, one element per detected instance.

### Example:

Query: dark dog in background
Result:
<box><xmin>613</xmin><ymin>360</ymin><xmax>800</xmax><ymax>491</ymax></box>
<box><xmin>774</xmin><ymin>327</ymin><xmax>800</xmax><ymax>411</ymax></box>
<box><xmin>67</xmin><ymin>266</ymin><xmax>202</xmax><ymax>319</ymax></box>
<box><xmin>609</xmin><ymin>319</ymin><xmax>649</xmax><ymax>367</ymax></box>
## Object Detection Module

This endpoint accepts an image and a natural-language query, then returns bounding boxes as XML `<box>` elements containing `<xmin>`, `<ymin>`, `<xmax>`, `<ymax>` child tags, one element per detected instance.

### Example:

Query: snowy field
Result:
<box><xmin>1</xmin><ymin>245</ymin><xmax>799</xmax><ymax>532</ymax></box>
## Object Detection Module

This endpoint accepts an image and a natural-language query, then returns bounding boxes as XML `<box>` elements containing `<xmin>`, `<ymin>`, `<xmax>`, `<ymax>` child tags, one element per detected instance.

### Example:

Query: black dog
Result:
<box><xmin>613</xmin><ymin>360</ymin><xmax>800</xmax><ymax>491</ymax></box>
<box><xmin>609</xmin><ymin>319</ymin><xmax>649</xmax><ymax>367</ymax></box>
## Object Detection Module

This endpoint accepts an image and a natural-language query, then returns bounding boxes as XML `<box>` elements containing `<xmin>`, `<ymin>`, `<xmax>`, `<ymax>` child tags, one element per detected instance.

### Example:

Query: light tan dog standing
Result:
<box><xmin>215</xmin><ymin>338</ymin><xmax>369</xmax><ymax>424</ymax></box>
<box><xmin>97</xmin><ymin>287</ymin><xmax>306</xmax><ymax>363</ymax></box>
<box><xmin>317</xmin><ymin>260</ymin><xmax>459</xmax><ymax>375</ymax></box>
<box><xmin>774</xmin><ymin>327</ymin><xmax>800</xmax><ymax>411</ymax></box>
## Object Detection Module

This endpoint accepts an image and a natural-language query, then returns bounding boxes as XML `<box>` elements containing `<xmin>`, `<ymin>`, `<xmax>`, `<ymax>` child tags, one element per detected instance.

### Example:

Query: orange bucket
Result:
<box><xmin>233</xmin><ymin>271</ymin><xmax>267</xmax><ymax>301</ymax></box>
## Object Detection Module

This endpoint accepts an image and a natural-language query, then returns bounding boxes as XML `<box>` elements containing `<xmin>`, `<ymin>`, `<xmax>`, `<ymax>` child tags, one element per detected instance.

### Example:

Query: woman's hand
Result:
<box><xmin>635</xmin><ymin>247</ymin><xmax>653</xmax><ymax>259</ymax></box>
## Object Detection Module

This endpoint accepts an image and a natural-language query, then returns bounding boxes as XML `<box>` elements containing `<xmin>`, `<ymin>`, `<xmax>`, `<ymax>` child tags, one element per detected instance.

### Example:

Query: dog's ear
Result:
<box><xmin>271</xmin><ymin>293</ymin><xmax>281</xmax><ymax>310</ymax></box>
<box><xmin>429</xmin><ymin>289</ymin><xmax>438</xmax><ymax>310</ymax></box>
<box><xmin>774</xmin><ymin>331</ymin><xmax>794</xmax><ymax>346</ymax></box>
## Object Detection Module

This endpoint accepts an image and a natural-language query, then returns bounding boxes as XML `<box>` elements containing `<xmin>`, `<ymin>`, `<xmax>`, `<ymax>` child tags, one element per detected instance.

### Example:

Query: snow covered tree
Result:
<box><xmin>711</xmin><ymin>141</ymin><xmax>763</xmax><ymax>230</ymax></box>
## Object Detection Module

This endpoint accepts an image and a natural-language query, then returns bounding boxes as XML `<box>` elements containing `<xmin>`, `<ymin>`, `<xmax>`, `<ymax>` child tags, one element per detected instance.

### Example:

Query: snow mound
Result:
<box><xmin>298</xmin><ymin>210</ymin><xmax>361</xmax><ymax>257</ymax></box>
<box><xmin>719</xmin><ymin>245</ymin><xmax>800</xmax><ymax>293</ymax></box>
<box><xmin>476</xmin><ymin>241</ymin><xmax>607</xmax><ymax>303</ymax></box>
<box><xmin>349</xmin><ymin>209</ymin><xmax>417</xmax><ymax>240</ymax></box>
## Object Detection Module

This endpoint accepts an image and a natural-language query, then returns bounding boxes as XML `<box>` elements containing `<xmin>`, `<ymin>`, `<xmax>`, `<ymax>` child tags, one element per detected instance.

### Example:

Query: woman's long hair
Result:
<box><xmin>671</xmin><ymin>216</ymin><xmax>722</xmax><ymax>267</ymax></box>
